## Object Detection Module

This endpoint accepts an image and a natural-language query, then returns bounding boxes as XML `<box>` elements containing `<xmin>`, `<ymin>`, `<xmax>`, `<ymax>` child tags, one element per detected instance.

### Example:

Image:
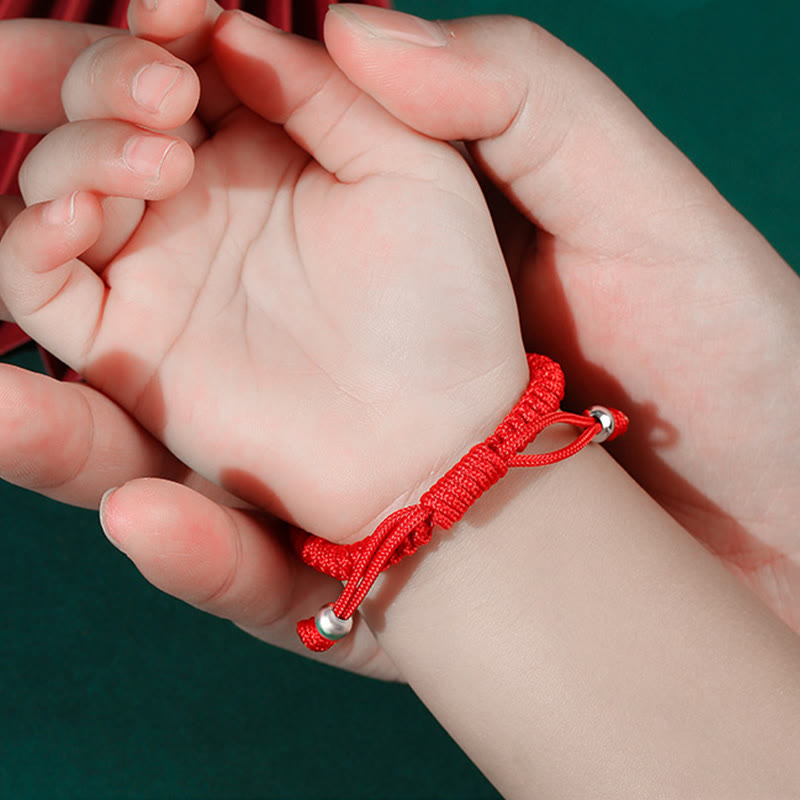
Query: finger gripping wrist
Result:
<box><xmin>292</xmin><ymin>353</ymin><xmax>628</xmax><ymax>652</ymax></box>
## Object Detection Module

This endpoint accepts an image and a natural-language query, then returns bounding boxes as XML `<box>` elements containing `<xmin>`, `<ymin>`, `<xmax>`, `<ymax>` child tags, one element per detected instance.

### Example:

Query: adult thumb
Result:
<box><xmin>324</xmin><ymin>5</ymin><xmax>728</xmax><ymax>249</ymax></box>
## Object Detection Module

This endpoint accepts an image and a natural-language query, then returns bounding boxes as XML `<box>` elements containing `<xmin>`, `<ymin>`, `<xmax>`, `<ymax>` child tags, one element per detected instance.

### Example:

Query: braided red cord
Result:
<box><xmin>293</xmin><ymin>354</ymin><xmax>628</xmax><ymax>651</ymax></box>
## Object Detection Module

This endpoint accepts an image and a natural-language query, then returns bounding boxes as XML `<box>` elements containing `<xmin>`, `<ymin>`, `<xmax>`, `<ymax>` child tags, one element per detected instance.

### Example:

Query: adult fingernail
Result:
<box><xmin>231</xmin><ymin>9</ymin><xmax>283</xmax><ymax>32</ymax></box>
<box><xmin>329</xmin><ymin>5</ymin><xmax>449</xmax><ymax>48</ymax></box>
<box><xmin>132</xmin><ymin>63</ymin><xmax>182</xmax><ymax>113</ymax></box>
<box><xmin>99</xmin><ymin>486</ymin><xmax>126</xmax><ymax>552</ymax></box>
<box><xmin>123</xmin><ymin>134</ymin><xmax>177</xmax><ymax>179</ymax></box>
<box><xmin>43</xmin><ymin>191</ymin><xmax>78</xmax><ymax>226</ymax></box>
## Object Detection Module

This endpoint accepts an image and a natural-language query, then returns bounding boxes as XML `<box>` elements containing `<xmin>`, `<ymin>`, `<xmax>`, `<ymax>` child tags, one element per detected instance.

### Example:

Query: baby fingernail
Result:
<box><xmin>43</xmin><ymin>191</ymin><xmax>78</xmax><ymax>226</ymax></box>
<box><xmin>133</xmin><ymin>63</ymin><xmax>182</xmax><ymax>113</ymax></box>
<box><xmin>139</xmin><ymin>0</ymin><xmax>158</xmax><ymax>11</ymax></box>
<box><xmin>329</xmin><ymin>5</ymin><xmax>449</xmax><ymax>48</ymax></box>
<box><xmin>123</xmin><ymin>135</ymin><xmax>177</xmax><ymax>179</ymax></box>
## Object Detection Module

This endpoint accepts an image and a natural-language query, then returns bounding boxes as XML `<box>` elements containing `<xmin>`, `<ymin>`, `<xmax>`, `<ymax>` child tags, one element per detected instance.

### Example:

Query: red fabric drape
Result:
<box><xmin>0</xmin><ymin>0</ymin><xmax>391</xmax><ymax>370</ymax></box>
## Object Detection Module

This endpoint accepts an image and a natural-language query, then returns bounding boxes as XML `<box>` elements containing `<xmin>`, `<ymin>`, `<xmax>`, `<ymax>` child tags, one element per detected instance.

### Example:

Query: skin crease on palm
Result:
<box><xmin>0</xmin><ymin>0</ymin><xmax>798</xmax><ymax>685</ymax></box>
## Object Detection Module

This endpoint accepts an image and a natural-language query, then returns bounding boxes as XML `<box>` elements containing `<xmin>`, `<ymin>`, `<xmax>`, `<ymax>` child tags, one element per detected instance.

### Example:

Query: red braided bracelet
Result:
<box><xmin>292</xmin><ymin>353</ymin><xmax>627</xmax><ymax>652</ymax></box>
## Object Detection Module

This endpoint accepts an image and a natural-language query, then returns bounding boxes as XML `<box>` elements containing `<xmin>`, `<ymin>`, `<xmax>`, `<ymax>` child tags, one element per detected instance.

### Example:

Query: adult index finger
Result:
<box><xmin>0</xmin><ymin>19</ymin><xmax>117</xmax><ymax>133</ymax></box>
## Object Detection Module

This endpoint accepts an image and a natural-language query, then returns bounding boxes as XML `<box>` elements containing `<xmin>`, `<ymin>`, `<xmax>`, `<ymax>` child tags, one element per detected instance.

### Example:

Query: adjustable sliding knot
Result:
<box><xmin>420</xmin><ymin>440</ymin><xmax>509</xmax><ymax>529</ymax></box>
<box><xmin>293</xmin><ymin>354</ymin><xmax>628</xmax><ymax>652</ymax></box>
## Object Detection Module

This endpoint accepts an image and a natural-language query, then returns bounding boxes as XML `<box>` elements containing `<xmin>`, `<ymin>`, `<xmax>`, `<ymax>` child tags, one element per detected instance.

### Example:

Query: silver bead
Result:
<box><xmin>588</xmin><ymin>406</ymin><xmax>615</xmax><ymax>443</ymax></box>
<box><xmin>315</xmin><ymin>604</ymin><xmax>353</xmax><ymax>641</ymax></box>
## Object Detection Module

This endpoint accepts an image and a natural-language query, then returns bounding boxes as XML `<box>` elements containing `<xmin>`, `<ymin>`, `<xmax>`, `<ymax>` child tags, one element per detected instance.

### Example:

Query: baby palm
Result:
<box><xmin>9</xmin><ymin>32</ymin><xmax>525</xmax><ymax>543</ymax></box>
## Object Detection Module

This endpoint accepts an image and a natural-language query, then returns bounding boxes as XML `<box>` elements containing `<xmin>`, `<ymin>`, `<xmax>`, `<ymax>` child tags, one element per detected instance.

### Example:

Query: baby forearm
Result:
<box><xmin>363</xmin><ymin>433</ymin><xmax>800</xmax><ymax>798</ymax></box>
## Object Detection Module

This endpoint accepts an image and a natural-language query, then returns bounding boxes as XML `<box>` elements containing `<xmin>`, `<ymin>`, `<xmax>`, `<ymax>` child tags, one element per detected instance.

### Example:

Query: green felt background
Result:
<box><xmin>1</xmin><ymin>1</ymin><xmax>798</xmax><ymax>798</ymax></box>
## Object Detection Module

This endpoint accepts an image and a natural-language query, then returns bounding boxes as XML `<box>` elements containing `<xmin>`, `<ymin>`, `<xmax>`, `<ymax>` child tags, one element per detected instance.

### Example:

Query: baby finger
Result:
<box><xmin>20</xmin><ymin>120</ymin><xmax>194</xmax><ymax>207</ymax></box>
<box><xmin>61</xmin><ymin>34</ymin><xmax>200</xmax><ymax>132</ymax></box>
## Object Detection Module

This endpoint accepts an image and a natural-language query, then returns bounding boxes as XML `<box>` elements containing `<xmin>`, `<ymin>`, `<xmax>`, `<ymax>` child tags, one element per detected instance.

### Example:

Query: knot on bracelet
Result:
<box><xmin>420</xmin><ymin>440</ymin><xmax>509</xmax><ymax>529</ymax></box>
<box><xmin>292</xmin><ymin>354</ymin><xmax>628</xmax><ymax>652</ymax></box>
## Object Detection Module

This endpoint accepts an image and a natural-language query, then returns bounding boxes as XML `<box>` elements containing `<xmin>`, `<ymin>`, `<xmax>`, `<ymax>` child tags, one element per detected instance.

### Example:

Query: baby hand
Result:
<box><xmin>0</xmin><ymin>10</ymin><xmax>528</xmax><ymax>550</ymax></box>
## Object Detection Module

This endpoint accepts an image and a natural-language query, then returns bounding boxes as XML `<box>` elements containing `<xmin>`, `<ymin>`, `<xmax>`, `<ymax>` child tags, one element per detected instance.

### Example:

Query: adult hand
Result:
<box><xmin>321</xmin><ymin>4</ymin><xmax>800</xmax><ymax>631</ymax></box>
<box><xmin>4</xmin><ymin>9</ymin><xmax>800</xmax><ymax>797</ymax></box>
